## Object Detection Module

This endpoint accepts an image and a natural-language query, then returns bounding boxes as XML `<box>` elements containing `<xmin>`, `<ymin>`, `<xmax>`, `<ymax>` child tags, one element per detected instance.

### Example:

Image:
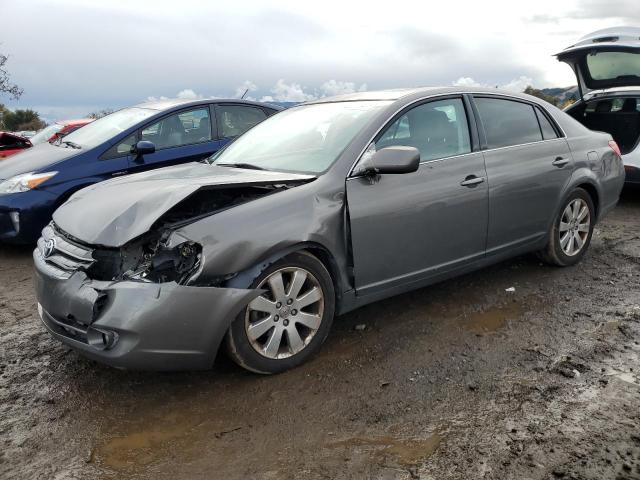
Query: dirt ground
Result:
<box><xmin>1</xmin><ymin>189</ymin><xmax>639</xmax><ymax>480</ymax></box>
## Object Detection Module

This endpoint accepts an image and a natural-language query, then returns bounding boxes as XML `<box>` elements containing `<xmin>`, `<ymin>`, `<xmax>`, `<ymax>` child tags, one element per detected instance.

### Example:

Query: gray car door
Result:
<box><xmin>473</xmin><ymin>96</ymin><xmax>574</xmax><ymax>255</ymax></box>
<box><xmin>346</xmin><ymin>97</ymin><xmax>489</xmax><ymax>297</ymax></box>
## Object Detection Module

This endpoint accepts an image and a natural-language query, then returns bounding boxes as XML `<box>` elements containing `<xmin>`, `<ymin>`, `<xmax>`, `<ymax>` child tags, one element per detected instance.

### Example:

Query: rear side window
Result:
<box><xmin>475</xmin><ymin>98</ymin><xmax>543</xmax><ymax>149</ymax></box>
<box><xmin>535</xmin><ymin>108</ymin><xmax>559</xmax><ymax>140</ymax></box>
<box><xmin>217</xmin><ymin>105</ymin><xmax>267</xmax><ymax>139</ymax></box>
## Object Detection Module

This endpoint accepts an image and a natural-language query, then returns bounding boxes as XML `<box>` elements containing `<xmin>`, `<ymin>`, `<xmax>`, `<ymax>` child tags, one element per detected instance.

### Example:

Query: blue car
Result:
<box><xmin>0</xmin><ymin>99</ymin><xmax>281</xmax><ymax>243</ymax></box>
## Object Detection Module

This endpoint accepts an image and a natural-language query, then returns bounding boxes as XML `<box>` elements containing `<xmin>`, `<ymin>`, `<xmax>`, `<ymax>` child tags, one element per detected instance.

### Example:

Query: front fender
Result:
<box><xmin>171</xmin><ymin>177</ymin><xmax>351</xmax><ymax>295</ymax></box>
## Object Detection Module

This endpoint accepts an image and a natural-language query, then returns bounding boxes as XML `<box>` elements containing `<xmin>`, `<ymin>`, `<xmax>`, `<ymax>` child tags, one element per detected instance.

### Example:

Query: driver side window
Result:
<box><xmin>141</xmin><ymin>108</ymin><xmax>212</xmax><ymax>150</ymax></box>
<box><xmin>376</xmin><ymin>98</ymin><xmax>471</xmax><ymax>162</ymax></box>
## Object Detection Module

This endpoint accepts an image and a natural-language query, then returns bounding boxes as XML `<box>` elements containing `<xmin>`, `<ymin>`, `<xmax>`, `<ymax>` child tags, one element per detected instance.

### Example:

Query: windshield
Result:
<box><xmin>59</xmin><ymin>107</ymin><xmax>157</xmax><ymax>149</ymax></box>
<box><xmin>29</xmin><ymin>124</ymin><xmax>63</xmax><ymax>145</ymax></box>
<box><xmin>586</xmin><ymin>51</ymin><xmax>640</xmax><ymax>82</ymax></box>
<box><xmin>211</xmin><ymin>101</ymin><xmax>391</xmax><ymax>174</ymax></box>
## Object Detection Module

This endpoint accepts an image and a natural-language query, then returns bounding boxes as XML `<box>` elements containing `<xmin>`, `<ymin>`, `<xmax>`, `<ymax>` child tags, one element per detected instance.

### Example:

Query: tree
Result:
<box><xmin>2</xmin><ymin>108</ymin><xmax>46</xmax><ymax>131</ymax></box>
<box><xmin>0</xmin><ymin>103</ymin><xmax>8</xmax><ymax>130</ymax></box>
<box><xmin>0</xmin><ymin>53</ymin><xmax>23</xmax><ymax>100</ymax></box>
<box><xmin>523</xmin><ymin>86</ymin><xmax>560</xmax><ymax>107</ymax></box>
<box><xmin>86</xmin><ymin>108</ymin><xmax>114</xmax><ymax>119</ymax></box>
<box><xmin>560</xmin><ymin>96</ymin><xmax>577</xmax><ymax>109</ymax></box>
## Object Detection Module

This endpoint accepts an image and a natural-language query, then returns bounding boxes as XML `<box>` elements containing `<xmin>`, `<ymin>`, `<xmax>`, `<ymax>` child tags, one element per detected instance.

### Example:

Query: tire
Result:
<box><xmin>539</xmin><ymin>188</ymin><xmax>595</xmax><ymax>267</ymax></box>
<box><xmin>225</xmin><ymin>251</ymin><xmax>335</xmax><ymax>374</ymax></box>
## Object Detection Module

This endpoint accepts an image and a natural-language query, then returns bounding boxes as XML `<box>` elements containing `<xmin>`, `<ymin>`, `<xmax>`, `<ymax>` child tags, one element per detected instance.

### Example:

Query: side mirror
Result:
<box><xmin>357</xmin><ymin>146</ymin><xmax>420</xmax><ymax>176</ymax></box>
<box><xmin>131</xmin><ymin>140</ymin><xmax>155</xmax><ymax>160</ymax></box>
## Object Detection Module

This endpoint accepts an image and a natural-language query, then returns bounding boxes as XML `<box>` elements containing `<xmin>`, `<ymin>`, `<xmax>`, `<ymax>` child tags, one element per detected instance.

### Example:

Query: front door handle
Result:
<box><xmin>552</xmin><ymin>157</ymin><xmax>570</xmax><ymax>168</ymax></box>
<box><xmin>460</xmin><ymin>175</ymin><xmax>485</xmax><ymax>187</ymax></box>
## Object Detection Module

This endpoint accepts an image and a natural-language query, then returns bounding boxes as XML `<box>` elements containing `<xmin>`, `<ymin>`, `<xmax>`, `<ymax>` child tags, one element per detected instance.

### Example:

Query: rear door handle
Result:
<box><xmin>460</xmin><ymin>175</ymin><xmax>485</xmax><ymax>187</ymax></box>
<box><xmin>552</xmin><ymin>157</ymin><xmax>570</xmax><ymax>168</ymax></box>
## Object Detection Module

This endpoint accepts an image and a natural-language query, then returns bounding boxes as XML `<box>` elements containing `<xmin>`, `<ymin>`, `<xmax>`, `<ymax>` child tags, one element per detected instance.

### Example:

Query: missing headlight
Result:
<box><xmin>89</xmin><ymin>234</ymin><xmax>203</xmax><ymax>285</ymax></box>
<box><xmin>135</xmin><ymin>241</ymin><xmax>203</xmax><ymax>284</ymax></box>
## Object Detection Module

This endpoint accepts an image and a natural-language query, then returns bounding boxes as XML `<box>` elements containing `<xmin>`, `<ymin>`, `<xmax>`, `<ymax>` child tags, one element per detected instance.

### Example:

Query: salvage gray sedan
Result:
<box><xmin>34</xmin><ymin>87</ymin><xmax>625</xmax><ymax>373</ymax></box>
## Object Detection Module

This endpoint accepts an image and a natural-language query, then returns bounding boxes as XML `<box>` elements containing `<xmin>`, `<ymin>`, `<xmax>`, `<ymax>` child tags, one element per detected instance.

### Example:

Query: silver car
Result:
<box><xmin>33</xmin><ymin>87</ymin><xmax>625</xmax><ymax>373</ymax></box>
<box><xmin>556</xmin><ymin>26</ymin><xmax>640</xmax><ymax>185</ymax></box>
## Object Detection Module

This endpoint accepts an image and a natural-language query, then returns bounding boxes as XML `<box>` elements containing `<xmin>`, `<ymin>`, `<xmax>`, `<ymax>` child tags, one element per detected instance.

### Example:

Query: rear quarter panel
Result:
<box><xmin>552</xmin><ymin>105</ymin><xmax>625</xmax><ymax>219</ymax></box>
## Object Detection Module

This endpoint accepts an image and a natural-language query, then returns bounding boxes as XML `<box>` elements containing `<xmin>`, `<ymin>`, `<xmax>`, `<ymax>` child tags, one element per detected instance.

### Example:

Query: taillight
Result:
<box><xmin>608</xmin><ymin>140</ymin><xmax>622</xmax><ymax>158</ymax></box>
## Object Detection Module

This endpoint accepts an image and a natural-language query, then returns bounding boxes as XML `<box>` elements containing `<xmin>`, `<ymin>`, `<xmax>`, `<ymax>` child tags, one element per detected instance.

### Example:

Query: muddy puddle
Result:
<box><xmin>93</xmin><ymin>411</ymin><xmax>201</xmax><ymax>471</ymax></box>
<box><xmin>328</xmin><ymin>432</ymin><xmax>442</xmax><ymax>467</ymax></box>
<box><xmin>462</xmin><ymin>303</ymin><xmax>523</xmax><ymax>334</ymax></box>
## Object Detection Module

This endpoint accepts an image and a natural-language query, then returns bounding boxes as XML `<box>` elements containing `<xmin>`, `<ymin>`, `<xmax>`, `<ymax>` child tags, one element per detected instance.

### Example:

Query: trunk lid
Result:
<box><xmin>555</xmin><ymin>27</ymin><xmax>640</xmax><ymax>100</ymax></box>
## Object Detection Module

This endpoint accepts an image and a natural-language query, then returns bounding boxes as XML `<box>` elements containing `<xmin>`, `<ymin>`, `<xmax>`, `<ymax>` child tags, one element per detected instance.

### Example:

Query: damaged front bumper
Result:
<box><xmin>34</xmin><ymin>249</ymin><xmax>260</xmax><ymax>370</ymax></box>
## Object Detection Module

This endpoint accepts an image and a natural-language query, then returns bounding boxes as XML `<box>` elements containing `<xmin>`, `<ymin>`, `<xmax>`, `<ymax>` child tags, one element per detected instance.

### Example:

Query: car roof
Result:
<box><xmin>133</xmin><ymin>98</ymin><xmax>283</xmax><ymax>111</ymax></box>
<box><xmin>303</xmin><ymin>86</ymin><xmax>544</xmax><ymax>105</ymax></box>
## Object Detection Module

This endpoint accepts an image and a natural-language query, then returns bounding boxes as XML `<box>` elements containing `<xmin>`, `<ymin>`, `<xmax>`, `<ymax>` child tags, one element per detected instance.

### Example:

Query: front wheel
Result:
<box><xmin>539</xmin><ymin>188</ymin><xmax>595</xmax><ymax>267</ymax></box>
<box><xmin>225</xmin><ymin>252</ymin><xmax>335</xmax><ymax>374</ymax></box>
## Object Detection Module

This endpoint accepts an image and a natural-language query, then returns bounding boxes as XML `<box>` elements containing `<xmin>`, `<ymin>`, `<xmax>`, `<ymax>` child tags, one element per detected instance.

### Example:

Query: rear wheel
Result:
<box><xmin>225</xmin><ymin>252</ymin><xmax>335</xmax><ymax>374</ymax></box>
<box><xmin>539</xmin><ymin>188</ymin><xmax>595</xmax><ymax>266</ymax></box>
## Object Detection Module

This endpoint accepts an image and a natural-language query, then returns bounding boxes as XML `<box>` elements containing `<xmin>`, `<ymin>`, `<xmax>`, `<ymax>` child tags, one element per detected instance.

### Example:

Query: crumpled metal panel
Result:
<box><xmin>53</xmin><ymin>163</ymin><xmax>314</xmax><ymax>247</ymax></box>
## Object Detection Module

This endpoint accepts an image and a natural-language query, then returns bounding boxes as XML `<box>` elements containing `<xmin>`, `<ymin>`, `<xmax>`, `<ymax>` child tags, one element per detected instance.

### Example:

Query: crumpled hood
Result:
<box><xmin>53</xmin><ymin>162</ymin><xmax>315</xmax><ymax>247</ymax></box>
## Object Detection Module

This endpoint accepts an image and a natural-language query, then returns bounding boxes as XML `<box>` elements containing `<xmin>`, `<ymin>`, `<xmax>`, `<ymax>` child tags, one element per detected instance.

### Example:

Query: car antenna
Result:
<box><xmin>240</xmin><ymin>88</ymin><xmax>249</xmax><ymax>99</ymax></box>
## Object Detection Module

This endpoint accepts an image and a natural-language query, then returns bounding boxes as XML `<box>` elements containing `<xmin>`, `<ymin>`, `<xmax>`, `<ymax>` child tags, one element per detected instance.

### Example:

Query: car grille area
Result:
<box><xmin>36</xmin><ymin>224</ymin><xmax>96</xmax><ymax>279</ymax></box>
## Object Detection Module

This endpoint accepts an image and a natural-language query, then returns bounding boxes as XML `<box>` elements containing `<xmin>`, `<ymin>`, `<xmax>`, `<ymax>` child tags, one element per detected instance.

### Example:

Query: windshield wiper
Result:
<box><xmin>61</xmin><ymin>140</ymin><xmax>81</xmax><ymax>149</ymax></box>
<box><xmin>216</xmin><ymin>162</ymin><xmax>265</xmax><ymax>171</ymax></box>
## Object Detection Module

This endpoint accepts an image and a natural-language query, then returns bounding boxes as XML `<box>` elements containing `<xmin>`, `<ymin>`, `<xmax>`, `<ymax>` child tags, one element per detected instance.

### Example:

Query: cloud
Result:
<box><xmin>527</xmin><ymin>0</ymin><xmax>640</xmax><ymax>24</ymax></box>
<box><xmin>320</xmin><ymin>80</ymin><xmax>367</xmax><ymax>96</ymax></box>
<box><xmin>387</xmin><ymin>28</ymin><xmax>459</xmax><ymax>60</ymax></box>
<box><xmin>452</xmin><ymin>76</ymin><xmax>534</xmax><ymax>92</ymax></box>
<box><xmin>3</xmin><ymin>0</ymin><xmax>602</xmax><ymax>118</ymax></box>
<box><xmin>234</xmin><ymin>80</ymin><xmax>258</xmax><ymax>100</ymax></box>
<box><xmin>261</xmin><ymin>79</ymin><xmax>316</xmax><ymax>102</ymax></box>
<box><xmin>176</xmin><ymin>89</ymin><xmax>202</xmax><ymax>100</ymax></box>
<box><xmin>452</xmin><ymin>77</ymin><xmax>483</xmax><ymax>88</ymax></box>
<box><xmin>500</xmin><ymin>76</ymin><xmax>534</xmax><ymax>92</ymax></box>
<box><xmin>257</xmin><ymin>79</ymin><xmax>369</xmax><ymax>103</ymax></box>
<box><xmin>525</xmin><ymin>13</ymin><xmax>561</xmax><ymax>24</ymax></box>
<box><xmin>146</xmin><ymin>89</ymin><xmax>220</xmax><ymax>103</ymax></box>
<box><xmin>571</xmin><ymin>0</ymin><xmax>640</xmax><ymax>22</ymax></box>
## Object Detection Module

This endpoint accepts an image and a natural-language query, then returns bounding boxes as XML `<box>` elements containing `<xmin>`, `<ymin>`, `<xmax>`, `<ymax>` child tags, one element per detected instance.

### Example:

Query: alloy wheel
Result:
<box><xmin>559</xmin><ymin>198</ymin><xmax>591</xmax><ymax>257</ymax></box>
<box><xmin>244</xmin><ymin>267</ymin><xmax>325</xmax><ymax>359</ymax></box>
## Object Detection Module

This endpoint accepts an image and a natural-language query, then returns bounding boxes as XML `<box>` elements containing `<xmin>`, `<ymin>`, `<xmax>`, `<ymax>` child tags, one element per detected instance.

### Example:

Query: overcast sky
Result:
<box><xmin>2</xmin><ymin>0</ymin><xmax>639</xmax><ymax>121</ymax></box>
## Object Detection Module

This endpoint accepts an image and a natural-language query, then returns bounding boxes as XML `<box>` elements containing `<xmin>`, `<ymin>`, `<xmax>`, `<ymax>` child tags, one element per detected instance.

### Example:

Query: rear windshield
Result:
<box><xmin>586</xmin><ymin>51</ymin><xmax>640</xmax><ymax>82</ymax></box>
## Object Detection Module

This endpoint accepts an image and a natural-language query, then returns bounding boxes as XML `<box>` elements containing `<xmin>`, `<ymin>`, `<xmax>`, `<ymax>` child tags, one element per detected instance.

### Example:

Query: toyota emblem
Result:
<box><xmin>43</xmin><ymin>238</ymin><xmax>56</xmax><ymax>258</ymax></box>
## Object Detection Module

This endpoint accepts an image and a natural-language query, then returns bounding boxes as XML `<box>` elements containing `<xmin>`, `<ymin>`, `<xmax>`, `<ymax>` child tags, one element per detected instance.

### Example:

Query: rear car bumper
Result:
<box><xmin>34</xmin><ymin>249</ymin><xmax>260</xmax><ymax>371</ymax></box>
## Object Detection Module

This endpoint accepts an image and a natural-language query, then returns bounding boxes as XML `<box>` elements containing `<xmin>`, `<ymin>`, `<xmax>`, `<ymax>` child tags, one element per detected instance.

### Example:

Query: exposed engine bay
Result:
<box><xmin>83</xmin><ymin>184</ymin><xmax>297</xmax><ymax>284</ymax></box>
